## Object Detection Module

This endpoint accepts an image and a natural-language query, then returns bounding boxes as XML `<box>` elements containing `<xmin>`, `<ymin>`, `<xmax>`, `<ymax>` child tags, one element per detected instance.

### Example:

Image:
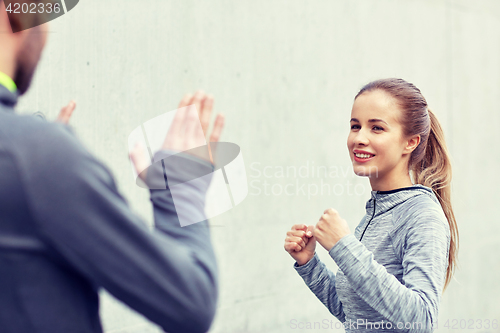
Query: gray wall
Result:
<box><xmin>16</xmin><ymin>0</ymin><xmax>500</xmax><ymax>332</ymax></box>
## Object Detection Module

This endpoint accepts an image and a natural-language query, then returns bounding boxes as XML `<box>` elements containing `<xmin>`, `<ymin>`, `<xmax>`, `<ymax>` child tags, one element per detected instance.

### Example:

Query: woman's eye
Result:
<box><xmin>350</xmin><ymin>125</ymin><xmax>383</xmax><ymax>131</ymax></box>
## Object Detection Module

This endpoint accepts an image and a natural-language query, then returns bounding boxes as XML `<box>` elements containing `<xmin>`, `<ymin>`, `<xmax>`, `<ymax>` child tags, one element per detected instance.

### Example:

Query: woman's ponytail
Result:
<box><xmin>412</xmin><ymin>109</ymin><xmax>459</xmax><ymax>292</ymax></box>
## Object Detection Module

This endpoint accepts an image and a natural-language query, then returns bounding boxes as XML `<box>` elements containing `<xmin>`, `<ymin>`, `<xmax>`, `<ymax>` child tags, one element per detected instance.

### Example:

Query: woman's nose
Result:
<box><xmin>353</xmin><ymin>130</ymin><xmax>369</xmax><ymax>146</ymax></box>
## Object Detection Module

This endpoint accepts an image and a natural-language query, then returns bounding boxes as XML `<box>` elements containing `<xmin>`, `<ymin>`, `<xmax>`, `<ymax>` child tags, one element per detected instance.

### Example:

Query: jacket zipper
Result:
<box><xmin>360</xmin><ymin>197</ymin><xmax>376</xmax><ymax>241</ymax></box>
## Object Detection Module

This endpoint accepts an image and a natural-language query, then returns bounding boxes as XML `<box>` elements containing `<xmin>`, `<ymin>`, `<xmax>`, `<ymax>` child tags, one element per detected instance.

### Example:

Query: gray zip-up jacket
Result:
<box><xmin>294</xmin><ymin>184</ymin><xmax>451</xmax><ymax>333</ymax></box>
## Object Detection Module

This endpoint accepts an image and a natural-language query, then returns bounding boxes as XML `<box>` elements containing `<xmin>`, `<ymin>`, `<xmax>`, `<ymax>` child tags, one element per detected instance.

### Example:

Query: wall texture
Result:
<box><xmin>16</xmin><ymin>0</ymin><xmax>500</xmax><ymax>332</ymax></box>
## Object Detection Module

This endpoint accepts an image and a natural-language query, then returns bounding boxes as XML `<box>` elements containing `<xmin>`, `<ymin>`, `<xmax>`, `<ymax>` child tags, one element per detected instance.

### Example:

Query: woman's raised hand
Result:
<box><xmin>284</xmin><ymin>224</ymin><xmax>316</xmax><ymax>266</ymax></box>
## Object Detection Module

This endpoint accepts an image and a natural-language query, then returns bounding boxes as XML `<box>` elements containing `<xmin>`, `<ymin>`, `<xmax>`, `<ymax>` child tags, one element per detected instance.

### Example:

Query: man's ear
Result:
<box><xmin>404</xmin><ymin>135</ymin><xmax>420</xmax><ymax>154</ymax></box>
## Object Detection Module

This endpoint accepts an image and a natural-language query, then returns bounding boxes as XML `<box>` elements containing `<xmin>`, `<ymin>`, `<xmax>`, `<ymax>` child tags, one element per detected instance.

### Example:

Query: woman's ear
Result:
<box><xmin>404</xmin><ymin>135</ymin><xmax>420</xmax><ymax>154</ymax></box>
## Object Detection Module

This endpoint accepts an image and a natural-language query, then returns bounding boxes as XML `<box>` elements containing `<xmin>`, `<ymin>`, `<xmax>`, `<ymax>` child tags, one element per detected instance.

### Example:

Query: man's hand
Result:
<box><xmin>313</xmin><ymin>208</ymin><xmax>351</xmax><ymax>251</ymax></box>
<box><xmin>130</xmin><ymin>91</ymin><xmax>225</xmax><ymax>182</ymax></box>
<box><xmin>55</xmin><ymin>100</ymin><xmax>76</xmax><ymax>124</ymax></box>
<box><xmin>162</xmin><ymin>91</ymin><xmax>225</xmax><ymax>160</ymax></box>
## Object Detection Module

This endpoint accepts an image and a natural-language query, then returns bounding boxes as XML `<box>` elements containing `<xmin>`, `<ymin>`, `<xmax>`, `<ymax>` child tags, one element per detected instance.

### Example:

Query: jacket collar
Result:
<box><xmin>0</xmin><ymin>84</ymin><xmax>19</xmax><ymax>110</ymax></box>
<box><xmin>365</xmin><ymin>184</ymin><xmax>436</xmax><ymax>218</ymax></box>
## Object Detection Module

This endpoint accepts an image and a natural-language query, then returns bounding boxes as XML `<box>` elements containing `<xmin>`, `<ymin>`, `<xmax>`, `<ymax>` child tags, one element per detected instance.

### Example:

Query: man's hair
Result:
<box><xmin>1</xmin><ymin>0</ymin><xmax>56</xmax><ymax>33</ymax></box>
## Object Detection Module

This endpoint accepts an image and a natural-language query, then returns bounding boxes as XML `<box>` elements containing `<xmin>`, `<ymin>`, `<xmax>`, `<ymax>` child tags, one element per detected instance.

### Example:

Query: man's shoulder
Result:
<box><xmin>0</xmin><ymin>111</ymin><xmax>94</xmax><ymax>175</ymax></box>
<box><xmin>0</xmin><ymin>109</ymin><xmax>74</xmax><ymax>142</ymax></box>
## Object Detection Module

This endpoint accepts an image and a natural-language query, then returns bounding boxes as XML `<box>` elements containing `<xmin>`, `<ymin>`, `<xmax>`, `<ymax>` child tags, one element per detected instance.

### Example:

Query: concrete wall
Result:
<box><xmin>16</xmin><ymin>0</ymin><xmax>500</xmax><ymax>332</ymax></box>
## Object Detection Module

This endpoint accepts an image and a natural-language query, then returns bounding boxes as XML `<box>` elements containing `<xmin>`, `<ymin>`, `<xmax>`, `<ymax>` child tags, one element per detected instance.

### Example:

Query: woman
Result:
<box><xmin>284</xmin><ymin>78</ymin><xmax>458</xmax><ymax>332</ymax></box>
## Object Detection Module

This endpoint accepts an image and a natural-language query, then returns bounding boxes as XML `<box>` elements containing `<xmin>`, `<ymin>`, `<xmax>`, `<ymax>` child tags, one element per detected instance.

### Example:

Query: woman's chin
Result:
<box><xmin>352</xmin><ymin>165</ymin><xmax>378</xmax><ymax>177</ymax></box>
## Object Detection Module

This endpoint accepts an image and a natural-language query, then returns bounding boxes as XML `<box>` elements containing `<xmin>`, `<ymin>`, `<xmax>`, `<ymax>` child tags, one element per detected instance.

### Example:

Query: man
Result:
<box><xmin>0</xmin><ymin>1</ymin><xmax>224</xmax><ymax>332</ymax></box>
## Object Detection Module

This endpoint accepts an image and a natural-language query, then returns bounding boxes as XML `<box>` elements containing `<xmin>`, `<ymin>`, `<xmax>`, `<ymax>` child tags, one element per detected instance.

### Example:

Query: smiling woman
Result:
<box><xmin>285</xmin><ymin>78</ymin><xmax>459</xmax><ymax>332</ymax></box>
<box><xmin>349</xmin><ymin>78</ymin><xmax>458</xmax><ymax>289</ymax></box>
<box><xmin>348</xmin><ymin>88</ymin><xmax>420</xmax><ymax>190</ymax></box>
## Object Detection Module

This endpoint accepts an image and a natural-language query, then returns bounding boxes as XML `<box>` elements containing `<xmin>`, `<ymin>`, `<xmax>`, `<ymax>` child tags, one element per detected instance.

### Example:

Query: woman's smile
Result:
<box><xmin>353</xmin><ymin>149</ymin><xmax>376</xmax><ymax>163</ymax></box>
<box><xmin>353</xmin><ymin>154</ymin><xmax>375</xmax><ymax>163</ymax></box>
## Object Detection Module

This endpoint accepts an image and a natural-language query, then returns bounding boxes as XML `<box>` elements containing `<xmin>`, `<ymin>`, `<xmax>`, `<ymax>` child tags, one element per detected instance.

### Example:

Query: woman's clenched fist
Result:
<box><xmin>284</xmin><ymin>224</ymin><xmax>316</xmax><ymax>266</ymax></box>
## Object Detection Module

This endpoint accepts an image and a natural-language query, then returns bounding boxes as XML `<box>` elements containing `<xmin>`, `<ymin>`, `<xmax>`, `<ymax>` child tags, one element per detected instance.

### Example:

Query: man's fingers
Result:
<box><xmin>184</xmin><ymin>105</ymin><xmax>205</xmax><ymax>150</ymax></box>
<box><xmin>209</xmin><ymin>114</ymin><xmax>225</xmax><ymax>142</ymax></box>
<box><xmin>165</xmin><ymin>91</ymin><xmax>222</xmax><ymax>156</ymax></box>
<box><xmin>56</xmin><ymin>100</ymin><xmax>76</xmax><ymax>124</ymax></box>
<box><xmin>129</xmin><ymin>143</ymin><xmax>150</xmax><ymax>180</ymax></box>
<box><xmin>192</xmin><ymin>90</ymin><xmax>206</xmax><ymax>119</ymax></box>
<box><xmin>178</xmin><ymin>93</ymin><xmax>193</xmax><ymax>109</ymax></box>
<box><xmin>62</xmin><ymin>100</ymin><xmax>76</xmax><ymax>121</ymax></box>
<box><xmin>163</xmin><ymin>103</ymin><xmax>189</xmax><ymax>151</ymax></box>
<box><xmin>200</xmin><ymin>95</ymin><xmax>214</xmax><ymax>136</ymax></box>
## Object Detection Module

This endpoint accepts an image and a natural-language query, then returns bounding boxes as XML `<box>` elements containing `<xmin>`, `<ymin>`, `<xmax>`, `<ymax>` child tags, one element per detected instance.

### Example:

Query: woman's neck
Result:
<box><xmin>369</xmin><ymin>173</ymin><xmax>414</xmax><ymax>192</ymax></box>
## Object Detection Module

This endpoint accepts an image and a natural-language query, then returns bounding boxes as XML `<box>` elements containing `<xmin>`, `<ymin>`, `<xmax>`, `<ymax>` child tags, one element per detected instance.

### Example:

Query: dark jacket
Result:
<box><xmin>0</xmin><ymin>84</ymin><xmax>218</xmax><ymax>333</ymax></box>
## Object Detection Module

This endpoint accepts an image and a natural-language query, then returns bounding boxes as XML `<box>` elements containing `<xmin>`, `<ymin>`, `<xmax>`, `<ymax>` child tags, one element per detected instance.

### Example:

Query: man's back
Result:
<box><xmin>0</xmin><ymin>85</ymin><xmax>219</xmax><ymax>333</ymax></box>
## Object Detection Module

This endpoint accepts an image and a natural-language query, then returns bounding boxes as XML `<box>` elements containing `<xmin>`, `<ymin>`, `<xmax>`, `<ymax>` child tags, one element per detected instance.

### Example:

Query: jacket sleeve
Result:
<box><xmin>17</xmin><ymin>123</ymin><xmax>218</xmax><ymax>333</ymax></box>
<box><xmin>293</xmin><ymin>253</ymin><xmax>346</xmax><ymax>323</ymax></box>
<box><xmin>328</xmin><ymin>209</ymin><xmax>450</xmax><ymax>333</ymax></box>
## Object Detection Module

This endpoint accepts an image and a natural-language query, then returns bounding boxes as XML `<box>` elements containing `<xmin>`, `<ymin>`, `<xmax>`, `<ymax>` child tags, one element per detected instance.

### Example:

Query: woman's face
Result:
<box><xmin>347</xmin><ymin>89</ymin><xmax>415</xmax><ymax>187</ymax></box>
